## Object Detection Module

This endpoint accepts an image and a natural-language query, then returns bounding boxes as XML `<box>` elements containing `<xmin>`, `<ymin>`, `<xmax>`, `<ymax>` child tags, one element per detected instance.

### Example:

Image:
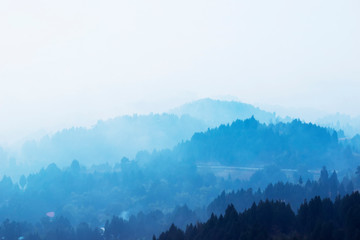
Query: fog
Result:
<box><xmin>1</xmin><ymin>1</ymin><xmax>360</xmax><ymax>239</ymax></box>
<box><xmin>1</xmin><ymin>0</ymin><xmax>360</xmax><ymax>145</ymax></box>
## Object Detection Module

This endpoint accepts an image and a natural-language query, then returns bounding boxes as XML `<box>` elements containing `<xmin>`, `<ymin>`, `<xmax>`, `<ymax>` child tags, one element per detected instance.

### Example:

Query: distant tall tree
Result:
<box><xmin>320</xmin><ymin>166</ymin><xmax>329</xmax><ymax>185</ymax></box>
<box><xmin>329</xmin><ymin>171</ymin><xmax>339</xmax><ymax>199</ymax></box>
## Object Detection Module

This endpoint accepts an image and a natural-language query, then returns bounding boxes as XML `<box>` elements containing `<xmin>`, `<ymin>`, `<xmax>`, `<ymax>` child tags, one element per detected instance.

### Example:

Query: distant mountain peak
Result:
<box><xmin>170</xmin><ymin>98</ymin><xmax>279</xmax><ymax>127</ymax></box>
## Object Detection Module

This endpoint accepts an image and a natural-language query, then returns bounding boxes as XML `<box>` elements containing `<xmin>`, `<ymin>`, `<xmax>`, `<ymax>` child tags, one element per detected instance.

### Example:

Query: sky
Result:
<box><xmin>0</xmin><ymin>0</ymin><xmax>359</xmax><ymax>145</ymax></box>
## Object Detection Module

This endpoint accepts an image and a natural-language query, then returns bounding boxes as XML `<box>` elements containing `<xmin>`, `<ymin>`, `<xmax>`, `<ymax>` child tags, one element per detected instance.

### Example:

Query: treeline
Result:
<box><xmin>0</xmin><ymin>205</ymin><xmax>197</xmax><ymax>240</ymax></box>
<box><xmin>157</xmin><ymin>192</ymin><xmax>360</xmax><ymax>240</ymax></box>
<box><xmin>207</xmin><ymin>166</ymin><xmax>356</xmax><ymax>216</ymax></box>
<box><xmin>6</xmin><ymin>116</ymin><xmax>360</xmax><ymax>180</ymax></box>
<box><xmin>0</xmin><ymin>167</ymin><xmax>359</xmax><ymax>240</ymax></box>
<box><xmin>1</xmin><ymin>159</ymin><xmax>357</xmax><ymax>227</ymax></box>
<box><xmin>2</xmin><ymin>192</ymin><xmax>360</xmax><ymax>240</ymax></box>
<box><xmin>11</xmin><ymin>113</ymin><xmax>208</xmax><ymax>171</ymax></box>
<box><xmin>3</xmin><ymin>99</ymin><xmax>279</xmax><ymax>175</ymax></box>
<box><xmin>175</xmin><ymin>117</ymin><xmax>358</xmax><ymax>169</ymax></box>
<box><xmin>0</xmin><ymin>157</ymin><xmax>230</xmax><ymax>225</ymax></box>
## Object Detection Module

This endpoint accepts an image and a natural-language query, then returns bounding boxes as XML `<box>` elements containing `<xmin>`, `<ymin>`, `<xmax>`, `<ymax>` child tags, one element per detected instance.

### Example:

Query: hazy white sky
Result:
<box><xmin>0</xmin><ymin>0</ymin><xmax>359</xmax><ymax>144</ymax></box>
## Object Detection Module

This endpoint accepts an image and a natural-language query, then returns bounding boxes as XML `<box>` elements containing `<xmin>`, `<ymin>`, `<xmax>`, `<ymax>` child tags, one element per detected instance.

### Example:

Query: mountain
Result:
<box><xmin>12</xmin><ymin>114</ymin><xmax>207</xmax><ymax>172</ymax></box>
<box><xmin>170</xmin><ymin>98</ymin><xmax>280</xmax><ymax>127</ymax></box>
<box><xmin>4</xmin><ymin>98</ymin><xmax>358</xmax><ymax>178</ymax></box>
<box><xmin>3</xmin><ymin>99</ymin><xmax>279</xmax><ymax>176</ymax></box>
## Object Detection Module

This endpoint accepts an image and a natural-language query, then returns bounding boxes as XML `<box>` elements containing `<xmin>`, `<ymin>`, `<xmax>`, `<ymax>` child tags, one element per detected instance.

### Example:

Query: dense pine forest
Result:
<box><xmin>0</xmin><ymin>166</ymin><xmax>359</xmax><ymax>240</ymax></box>
<box><xmin>0</xmin><ymin>180</ymin><xmax>359</xmax><ymax>240</ymax></box>
<box><xmin>157</xmin><ymin>192</ymin><xmax>360</xmax><ymax>240</ymax></box>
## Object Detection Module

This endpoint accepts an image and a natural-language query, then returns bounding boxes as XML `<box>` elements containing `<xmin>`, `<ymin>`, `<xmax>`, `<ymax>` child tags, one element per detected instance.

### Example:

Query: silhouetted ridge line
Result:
<box><xmin>156</xmin><ymin>192</ymin><xmax>360</xmax><ymax>240</ymax></box>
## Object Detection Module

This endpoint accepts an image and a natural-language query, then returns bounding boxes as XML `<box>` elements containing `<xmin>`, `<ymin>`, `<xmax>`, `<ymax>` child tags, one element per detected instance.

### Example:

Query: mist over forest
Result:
<box><xmin>1</xmin><ymin>99</ymin><xmax>360</xmax><ymax>240</ymax></box>
<box><xmin>2</xmin><ymin>99</ymin><xmax>359</xmax><ymax>178</ymax></box>
<box><xmin>0</xmin><ymin>99</ymin><xmax>281</xmax><ymax>177</ymax></box>
<box><xmin>2</xmin><ymin>0</ymin><xmax>360</xmax><ymax>237</ymax></box>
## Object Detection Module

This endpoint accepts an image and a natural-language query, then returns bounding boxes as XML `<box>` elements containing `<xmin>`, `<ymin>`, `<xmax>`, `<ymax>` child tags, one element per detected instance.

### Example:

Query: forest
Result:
<box><xmin>3</xmin><ymin>0</ymin><xmax>359</xmax><ymax>237</ymax></box>
<box><xmin>0</xmin><ymin>169</ymin><xmax>359</xmax><ymax>240</ymax></box>
<box><xmin>157</xmin><ymin>192</ymin><xmax>360</xmax><ymax>240</ymax></box>
<box><xmin>1</xmin><ymin>99</ymin><xmax>279</xmax><ymax>177</ymax></box>
<box><xmin>1</xmin><ymin>117</ymin><xmax>360</xmax><ymax>239</ymax></box>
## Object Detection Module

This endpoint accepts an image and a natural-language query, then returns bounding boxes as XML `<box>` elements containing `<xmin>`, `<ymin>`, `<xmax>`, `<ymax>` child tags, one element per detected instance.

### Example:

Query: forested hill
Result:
<box><xmin>3</xmin><ymin>99</ymin><xmax>279</xmax><ymax>176</ymax></box>
<box><xmin>206</xmin><ymin>166</ymin><xmax>356</xmax><ymax>216</ymax></box>
<box><xmin>10</xmin><ymin>114</ymin><xmax>207</xmax><ymax>172</ymax></box>
<box><xmin>172</xmin><ymin>117</ymin><xmax>358</xmax><ymax>170</ymax></box>
<box><xmin>3</xmin><ymin>99</ymin><xmax>360</xmax><ymax>178</ymax></box>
